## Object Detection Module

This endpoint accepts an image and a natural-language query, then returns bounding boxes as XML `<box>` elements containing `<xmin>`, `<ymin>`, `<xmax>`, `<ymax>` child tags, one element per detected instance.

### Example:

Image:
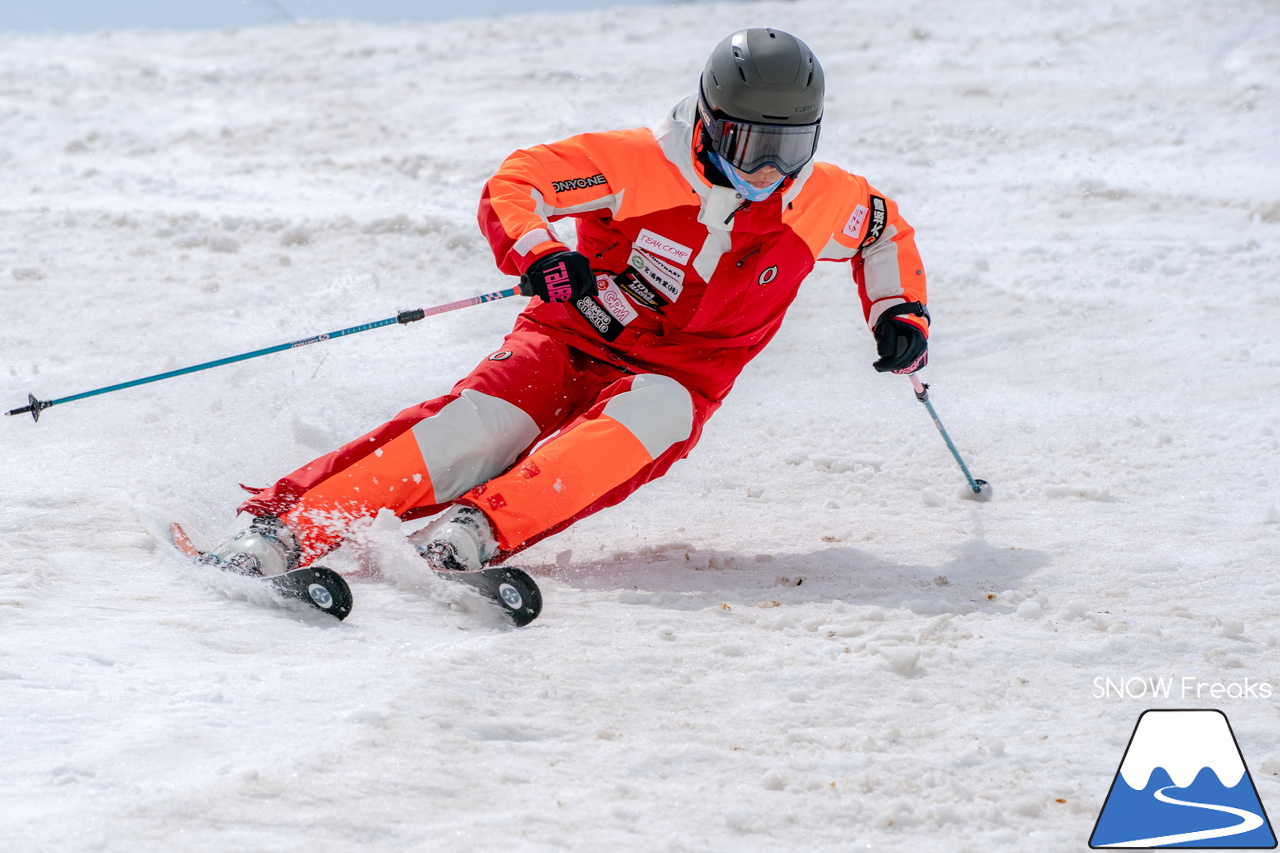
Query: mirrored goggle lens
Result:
<box><xmin>707</xmin><ymin>116</ymin><xmax>820</xmax><ymax>175</ymax></box>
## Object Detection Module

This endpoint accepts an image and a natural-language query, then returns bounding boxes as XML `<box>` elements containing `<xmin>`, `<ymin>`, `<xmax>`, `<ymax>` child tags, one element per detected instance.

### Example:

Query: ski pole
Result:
<box><xmin>6</xmin><ymin>285</ymin><xmax>523</xmax><ymax>422</ymax></box>
<box><xmin>908</xmin><ymin>374</ymin><xmax>992</xmax><ymax>500</ymax></box>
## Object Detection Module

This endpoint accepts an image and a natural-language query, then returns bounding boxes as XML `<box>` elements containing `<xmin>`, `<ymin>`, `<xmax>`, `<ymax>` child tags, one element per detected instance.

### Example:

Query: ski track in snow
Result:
<box><xmin>1</xmin><ymin>1</ymin><xmax>1278</xmax><ymax>850</ymax></box>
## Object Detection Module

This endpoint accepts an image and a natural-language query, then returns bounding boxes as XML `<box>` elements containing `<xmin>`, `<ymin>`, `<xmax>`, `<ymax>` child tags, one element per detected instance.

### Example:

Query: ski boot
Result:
<box><xmin>208</xmin><ymin>515</ymin><xmax>300</xmax><ymax>577</ymax></box>
<box><xmin>409</xmin><ymin>504</ymin><xmax>497</xmax><ymax>572</ymax></box>
<box><xmin>409</xmin><ymin>505</ymin><xmax>542</xmax><ymax>627</ymax></box>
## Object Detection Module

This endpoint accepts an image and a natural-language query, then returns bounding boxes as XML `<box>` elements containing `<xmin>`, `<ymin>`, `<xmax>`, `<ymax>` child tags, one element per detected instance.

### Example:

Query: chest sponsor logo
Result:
<box><xmin>574</xmin><ymin>293</ymin><xmax>626</xmax><ymax>342</ymax></box>
<box><xmin>758</xmin><ymin>265</ymin><xmax>778</xmax><ymax>286</ymax></box>
<box><xmin>629</xmin><ymin>248</ymin><xmax>684</xmax><ymax>302</ymax></box>
<box><xmin>594</xmin><ymin>273</ymin><xmax>639</xmax><ymax>327</ymax></box>
<box><xmin>843</xmin><ymin>204</ymin><xmax>869</xmax><ymax>239</ymax></box>
<box><xmin>614</xmin><ymin>270</ymin><xmax>668</xmax><ymax>311</ymax></box>
<box><xmin>634</xmin><ymin>229</ymin><xmax>692</xmax><ymax>266</ymax></box>
<box><xmin>552</xmin><ymin>173</ymin><xmax>607</xmax><ymax>194</ymax></box>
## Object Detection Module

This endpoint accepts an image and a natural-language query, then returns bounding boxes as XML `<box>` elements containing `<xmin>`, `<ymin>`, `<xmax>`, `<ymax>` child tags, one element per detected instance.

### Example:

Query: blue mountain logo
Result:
<box><xmin>1091</xmin><ymin>709</ymin><xmax>1276</xmax><ymax>848</ymax></box>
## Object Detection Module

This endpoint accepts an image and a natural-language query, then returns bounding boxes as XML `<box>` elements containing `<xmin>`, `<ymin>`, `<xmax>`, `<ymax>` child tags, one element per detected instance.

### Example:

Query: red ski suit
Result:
<box><xmin>241</xmin><ymin>97</ymin><xmax>928</xmax><ymax>565</ymax></box>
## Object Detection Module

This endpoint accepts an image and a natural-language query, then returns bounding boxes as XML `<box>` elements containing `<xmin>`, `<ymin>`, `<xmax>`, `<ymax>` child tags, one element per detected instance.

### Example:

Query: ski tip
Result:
<box><xmin>170</xmin><ymin>522</ymin><xmax>202</xmax><ymax>558</ymax></box>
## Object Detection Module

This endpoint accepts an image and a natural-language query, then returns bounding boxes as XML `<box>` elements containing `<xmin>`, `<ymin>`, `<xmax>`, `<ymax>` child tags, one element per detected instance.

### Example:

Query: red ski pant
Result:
<box><xmin>239</xmin><ymin>323</ymin><xmax>719</xmax><ymax>567</ymax></box>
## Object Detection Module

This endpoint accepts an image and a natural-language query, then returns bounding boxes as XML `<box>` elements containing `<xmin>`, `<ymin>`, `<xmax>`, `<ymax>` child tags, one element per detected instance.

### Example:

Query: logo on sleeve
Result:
<box><xmin>552</xmin><ymin>174</ymin><xmax>607</xmax><ymax>194</ymax></box>
<box><xmin>634</xmin><ymin>229</ymin><xmax>692</xmax><ymax>266</ymax></box>
<box><xmin>843</xmin><ymin>205</ymin><xmax>869</xmax><ymax>239</ymax></box>
<box><xmin>858</xmin><ymin>196</ymin><xmax>888</xmax><ymax>250</ymax></box>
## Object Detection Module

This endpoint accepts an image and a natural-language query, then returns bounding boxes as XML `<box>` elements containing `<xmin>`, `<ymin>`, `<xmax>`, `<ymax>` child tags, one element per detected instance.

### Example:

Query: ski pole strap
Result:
<box><xmin>876</xmin><ymin>301</ymin><xmax>931</xmax><ymax>328</ymax></box>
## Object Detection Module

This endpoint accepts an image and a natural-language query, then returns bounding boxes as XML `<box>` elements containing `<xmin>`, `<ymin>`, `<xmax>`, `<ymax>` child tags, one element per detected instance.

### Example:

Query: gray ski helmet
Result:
<box><xmin>700</xmin><ymin>28</ymin><xmax>824</xmax><ymax>125</ymax></box>
<box><xmin>698</xmin><ymin>29</ymin><xmax>824</xmax><ymax>175</ymax></box>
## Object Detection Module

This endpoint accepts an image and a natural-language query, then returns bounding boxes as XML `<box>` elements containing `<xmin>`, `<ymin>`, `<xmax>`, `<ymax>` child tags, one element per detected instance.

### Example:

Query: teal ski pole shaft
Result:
<box><xmin>909</xmin><ymin>374</ymin><xmax>992</xmax><ymax>499</ymax></box>
<box><xmin>7</xmin><ymin>285</ymin><xmax>522</xmax><ymax>422</ymax></box>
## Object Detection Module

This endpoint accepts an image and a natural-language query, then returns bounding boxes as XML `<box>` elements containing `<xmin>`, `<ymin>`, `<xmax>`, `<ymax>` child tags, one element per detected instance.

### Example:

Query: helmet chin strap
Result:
<box><xmin>708</xmin><ymin>150</ymin><xmax>785</xmax><ymax>202</ymax></box>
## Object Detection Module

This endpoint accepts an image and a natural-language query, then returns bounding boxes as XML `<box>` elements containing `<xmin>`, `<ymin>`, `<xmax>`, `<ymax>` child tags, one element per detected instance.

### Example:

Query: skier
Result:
<box><xmin>208</xmin><ymin>27</ymin><xmax>930</xmax><ymax>586</ymax></box>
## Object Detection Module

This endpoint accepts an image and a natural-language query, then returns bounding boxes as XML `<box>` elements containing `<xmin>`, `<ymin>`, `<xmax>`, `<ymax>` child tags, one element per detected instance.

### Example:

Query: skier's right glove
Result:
<box><xmin>872</xmin><ymin>302</ymin><xmax>930</xmax><ymax>375</ymax></box>
<box><xmin>519</xmin><ymin>251</ymin><xmax>597</xmax><ymax>303</ymax></box>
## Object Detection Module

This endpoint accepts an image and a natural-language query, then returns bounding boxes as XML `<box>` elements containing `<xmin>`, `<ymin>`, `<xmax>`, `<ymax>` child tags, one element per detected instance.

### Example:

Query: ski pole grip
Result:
<box><xmin>397</xmin><ymin>308</ymin><xmax>427</xmax><ymax>324</ymax></box>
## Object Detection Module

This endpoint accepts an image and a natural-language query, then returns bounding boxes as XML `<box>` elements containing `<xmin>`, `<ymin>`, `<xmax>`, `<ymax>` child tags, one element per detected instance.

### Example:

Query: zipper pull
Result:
<box><xmin>724</xmin><ymin>199</ymin><xmax>751</xmax><ymax>225</ymax></box>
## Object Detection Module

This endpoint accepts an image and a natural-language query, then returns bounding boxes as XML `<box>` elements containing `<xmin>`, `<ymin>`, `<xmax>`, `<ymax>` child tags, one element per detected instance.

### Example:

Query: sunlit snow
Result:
<box><xmin>1</xmin><ymin>0</ymin><xmax>1278</xmax><ymax>850</ymax></box>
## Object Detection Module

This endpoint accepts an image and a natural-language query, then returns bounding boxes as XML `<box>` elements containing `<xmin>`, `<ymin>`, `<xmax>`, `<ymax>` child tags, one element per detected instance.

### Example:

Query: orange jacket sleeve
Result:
<box><xmin>478</xmin><ymin>134</ymin><xmax>627</xmax><ymax>277</ymax></box>
<box><xmin>849</xmin><ymin>188</ymin><xmax>928</xmax><ymax>335</ymax></box>
<box><xmin>803</xmin><ymin>166</ymin><xmax>928</xmax><ymax>335</ymax></box>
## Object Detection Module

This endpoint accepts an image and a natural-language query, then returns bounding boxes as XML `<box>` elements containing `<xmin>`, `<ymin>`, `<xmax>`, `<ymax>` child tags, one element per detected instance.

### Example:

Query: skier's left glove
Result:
<box><xmin>872</xmin><ymin>302</ymin><xmax>930</xmax><ymax>375</ymax></box>
<box><xmin>519</xmin><ymin>251</ymin><xmax>597</xmax><ymax>303</ymax></box>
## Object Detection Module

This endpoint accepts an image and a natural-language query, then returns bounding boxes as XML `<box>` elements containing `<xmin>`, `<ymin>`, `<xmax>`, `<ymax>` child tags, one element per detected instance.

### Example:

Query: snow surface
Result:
<box><xmin>2</xmin><ymin>1</ymin><xmax>1278</xmax><ymax>850</ymax></box>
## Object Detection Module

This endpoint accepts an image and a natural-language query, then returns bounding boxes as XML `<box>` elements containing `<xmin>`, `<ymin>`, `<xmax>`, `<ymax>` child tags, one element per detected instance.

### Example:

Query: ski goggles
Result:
<box><xmin>697</xmin><ymin>94</ymin><xmax>821</xmax><ymax>176</ymax></box>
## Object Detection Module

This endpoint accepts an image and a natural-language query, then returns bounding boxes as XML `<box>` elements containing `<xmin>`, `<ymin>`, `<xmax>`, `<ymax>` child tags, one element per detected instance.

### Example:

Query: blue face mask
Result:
<box><xmin>709</xmin><ymin>150</ymin><xmax>785</xmax><ymax>202</ymax></box>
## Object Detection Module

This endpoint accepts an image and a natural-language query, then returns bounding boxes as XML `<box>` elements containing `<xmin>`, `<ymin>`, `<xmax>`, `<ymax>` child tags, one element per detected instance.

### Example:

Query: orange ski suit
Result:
<box><xmin>240</xmin><ymin>96</ymin><xmax>927</xmax><ymax>566</ymax></box>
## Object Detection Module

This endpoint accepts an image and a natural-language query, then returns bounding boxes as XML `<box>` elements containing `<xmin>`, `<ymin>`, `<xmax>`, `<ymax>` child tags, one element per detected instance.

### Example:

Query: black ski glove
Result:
<box><xmin>519</xmin><ymin>251</ymin><xmax>597</xmax><ymax>303</ymax></box>
<box><xmin>872</xmin><ymin>303</ymin><xmax>930</xmax><ymax>374</ymax></box>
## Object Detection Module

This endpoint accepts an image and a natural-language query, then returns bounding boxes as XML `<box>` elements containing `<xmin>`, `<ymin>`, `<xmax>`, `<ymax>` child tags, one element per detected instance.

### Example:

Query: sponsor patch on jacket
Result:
<box><xmin>574</xmin><ymin>292</ymin><xmax>627</xmax><ymax>341</ymax></box>
<box><xmin>634</xmin><ymin>229</ymin><xmax>692</xmax><ymax>266</ymax></box>
<box><xmin>628</xmin><ymin>248</ymin><xmax>685</xmax><ymax>303</ymax></box>
<box><xmin>614</xmin><ymin>269</ymin><xmax>668</xmax><ymax>311</ymax></box>
<box><xmin>843</xmin><ymin>204</ymin><xmax>869</xmax><ymax>239</ymax></box>
<box><xmin>594</xmin><ymin>273</ymin><xmax>639</xmax><ymax>327</ymax></box>
<box><xmin>551</xmin><ymin>173</ymin><xmax>607</xmax><ymax>194</ymax></box>
<box><xmin>858</xmin><ymin>196</ymin><xmax>888</xmax><ymax>250</ymax></box>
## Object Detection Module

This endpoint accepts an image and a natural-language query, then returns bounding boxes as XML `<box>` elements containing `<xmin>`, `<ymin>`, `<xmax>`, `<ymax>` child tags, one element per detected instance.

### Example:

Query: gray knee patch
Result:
<box><xmin>411</xmin><ymin>390</ymin><xmax>540</xmax><ymax>502</ymax></box>
<box><xmin>601</xmin><ymin>374</ymin><xmax>695</xmax><ymax>459</ymax></box>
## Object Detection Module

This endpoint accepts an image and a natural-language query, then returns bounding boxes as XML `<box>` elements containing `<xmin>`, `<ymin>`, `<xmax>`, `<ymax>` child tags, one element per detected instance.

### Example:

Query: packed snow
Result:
<box><xmin>1</xmin><ymin>0</ymin><xmax>1278</xmax><ymax>850</ymax></box>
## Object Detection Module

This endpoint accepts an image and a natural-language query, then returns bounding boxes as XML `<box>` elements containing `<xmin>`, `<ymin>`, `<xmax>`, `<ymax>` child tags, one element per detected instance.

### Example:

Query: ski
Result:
<box><xmin>169</xmin><ymin>523</ymin><xmax>541</xmax><ymax>626</ymax></box>
<box><xmin>434</xmin><ymin>564</ymin><xmax>543</xmax><ymax>628</ymax></box>
<box><xmin>170</xmin><ymin>522</ymin><xmax>354</xmax><ymax>620</ymax></box>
